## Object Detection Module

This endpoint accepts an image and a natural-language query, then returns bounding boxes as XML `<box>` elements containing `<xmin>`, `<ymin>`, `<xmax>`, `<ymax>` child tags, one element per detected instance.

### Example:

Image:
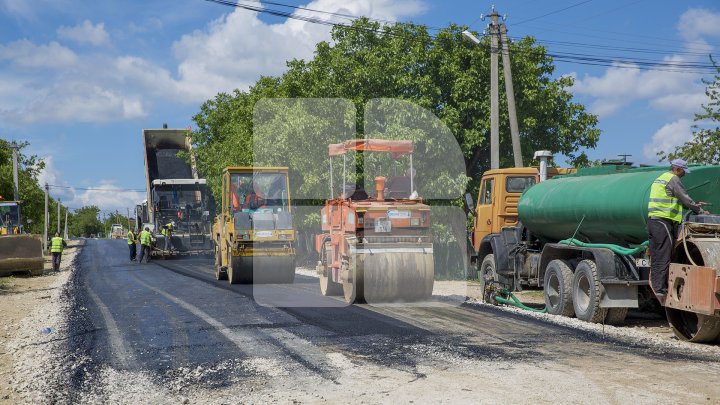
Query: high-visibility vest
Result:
<box><xmin>140</xmin><ymin>230</ymin><xmax>152</xmax><ymax>246</ymax></box>
<box><xmin>127</xmin><ymin>231</ymin><xmax>135</xmax><ymax>244</ymax></box>
<box><xmin>51</xmin><ymin>237</ymin><xmax>64</xmax><ymax>253</ymax></box>
<box><xmin>648</xmin><ymin>172</ymin><xmax>683</xmax><ymax>223</ymax></box>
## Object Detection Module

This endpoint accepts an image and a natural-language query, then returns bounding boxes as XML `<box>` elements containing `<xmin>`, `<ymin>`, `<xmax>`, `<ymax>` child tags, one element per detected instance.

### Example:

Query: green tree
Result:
<box><xmin>192</xmin><ymin>19</ymin><xmax>601</xmax><ymax>218</ymax></box>
<box><xmin>660</xmin><ymin>57</ymin><xmax>720</xmax><ymax>164</ymax></box>
<box><xmin>69</xmin><ymin>206</ymin><xmax>103</xmax><ymax>237</ymax></box>
<box><xmin>0</xmin><ymin>138</ymin><xmax>59</xmax><ymax>234</ymax></box>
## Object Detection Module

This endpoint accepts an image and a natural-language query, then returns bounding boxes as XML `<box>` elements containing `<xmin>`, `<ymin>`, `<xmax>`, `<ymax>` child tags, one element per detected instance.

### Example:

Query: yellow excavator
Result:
<box><xmin>212</xmin><ymin>167</ymin><xmax>296</xmax><ymax>284</ymax></box>
<box><xmin>0</xmin><ymin>200</ymin><xmax>44</xmax><ymax>276</ymax></box>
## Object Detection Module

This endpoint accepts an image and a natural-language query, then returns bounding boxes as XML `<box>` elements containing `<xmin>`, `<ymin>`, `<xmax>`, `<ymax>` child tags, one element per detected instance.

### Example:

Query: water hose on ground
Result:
<box><xmin>558</xmin><ymin>238</ymin><xmax>649</xmax><ymax>256</ymax></box>
<box><xmin>493</xmin><ymin>289</ymin><xmax>547</xmax><ymax>313</ymax></box>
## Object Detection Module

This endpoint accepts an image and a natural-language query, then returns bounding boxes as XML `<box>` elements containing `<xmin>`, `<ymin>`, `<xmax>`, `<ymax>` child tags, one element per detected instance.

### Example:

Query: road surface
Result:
<box><xmin>45</xmin><ymin>240</ymin><xmax>720</xmax><ymax>403</ymax></box>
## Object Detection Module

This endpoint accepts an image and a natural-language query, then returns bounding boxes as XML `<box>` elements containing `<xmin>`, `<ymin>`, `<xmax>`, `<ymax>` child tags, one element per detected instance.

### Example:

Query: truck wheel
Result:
<box><xmin>478</xmin><ymin>254</ymin><xmax>498</xmax><ymax>303</ymax></box>
<box><xmin>572</xmin><ymin>260</ymin><xmax>607</xmax><ymax>323</ymax></box>
<box><xmin>214</xmin><ymin>243</ymin><xmax>227</xmax><ymax>281</ymax></box>
<box><xmin>605</xmin><ymin>307</ymin><xmax>628</xmax><ymax>325</ymax></box>
<box><xmin>543</xmin><ymin>260</ymin><xmax>574</xmax><ymax>317</ymax></box>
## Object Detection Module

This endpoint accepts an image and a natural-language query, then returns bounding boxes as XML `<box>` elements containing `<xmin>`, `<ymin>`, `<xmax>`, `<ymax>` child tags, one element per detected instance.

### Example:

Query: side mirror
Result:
<box><xmin>464</xmin><ymin>193</ymin><xmax>476</xmax><ymax>214</ymax></box>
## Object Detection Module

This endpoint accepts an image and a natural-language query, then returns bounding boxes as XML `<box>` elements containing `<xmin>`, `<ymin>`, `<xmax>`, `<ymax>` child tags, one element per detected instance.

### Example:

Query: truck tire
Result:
<box><xmin>605</xmin><ymin>307</ymin><xmax>628</xmax><ymax>325</ymax></box>
<box><xmin>543</xmin><ymin>260</ymin><xmax>574</xmax><ymax>317</ymax></box>
<box><xmin>572</xmin><ymin>260</ymin><xmax>607</xmax><ymax>323</ymax></box>
<box><xmin>478</xmin><ymin>254</ymin><xmax>499</xmax><ymax>303</ymax></box>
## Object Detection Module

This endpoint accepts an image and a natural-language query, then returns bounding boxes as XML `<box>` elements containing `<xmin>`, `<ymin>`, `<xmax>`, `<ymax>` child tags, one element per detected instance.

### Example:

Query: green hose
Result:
<box><xmin>558</xmin><ymin>238</ymin><xmax>649</xmax><ymax>256</ymax></box>
<box><xmin>493</xmin><ymin>289</ymin><xmax>547</xmax><ymax>313</ymax></box>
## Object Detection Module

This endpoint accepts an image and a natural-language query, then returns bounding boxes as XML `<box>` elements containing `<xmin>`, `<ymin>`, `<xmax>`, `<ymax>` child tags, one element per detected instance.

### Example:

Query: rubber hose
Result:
<box><xmin>494</xmin><ymin>289</ymin><xmax>547</xmax><ymax>313</ymax></box>
<box><xmin>558</xmin><ymin>238</ymin><xmax>649</xmax><ymax>256</ymax></box>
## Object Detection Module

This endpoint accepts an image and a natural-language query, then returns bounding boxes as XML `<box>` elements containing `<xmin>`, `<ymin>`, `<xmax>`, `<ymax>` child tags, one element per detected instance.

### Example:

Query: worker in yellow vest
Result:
<box><xmin>127</xmin><ymin>228</ymin><xmax>137</xmax><ymax>262</ymax></box>
<box><xmin>49</xmin><ymin>232</ymin><xmax>67</xmax><ymax>272</ymax></box>
<box><xmin>161</xmin><ymin>221</ymin><xmax>175</xmax><ymax>252</ymax></box>
<box><xmin>647</xmin><ymin>159</ymin><xmax>708</xmax><ymax>298</ymax></box>
<box><xmin>137</xmin><ymin>226</ymin><xmax>153</xmax><ymax>263</ymax></box>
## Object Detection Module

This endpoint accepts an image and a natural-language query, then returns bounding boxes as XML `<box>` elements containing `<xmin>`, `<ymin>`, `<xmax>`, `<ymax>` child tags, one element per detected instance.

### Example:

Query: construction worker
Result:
<box><xmin>243</xmin><ymin>182</ymin><xmax>265</xmax><ymax>210</ymax></box>
<box><xmin>138</xmin><ymin>226</ymin><xmax>152</xmax><ymax>263</ymax></box>
<box><xmin>647</xmin><ymin>159</ymin><xmax>708</xmax><ymax>299</ymax></box>
<box><xmin>161</xmin><ymin>221</ymin><xmax>175</xmax><ymax>252</ymax></box>
<box><xmin>127</xmin><ymin>228</ymin><xmax>137</xmax><ymax>262</ymax></box>
<box><xmin>49</xmin><ymin>232</ymin><xmax>67</xmax><ymax>272</ymax></box>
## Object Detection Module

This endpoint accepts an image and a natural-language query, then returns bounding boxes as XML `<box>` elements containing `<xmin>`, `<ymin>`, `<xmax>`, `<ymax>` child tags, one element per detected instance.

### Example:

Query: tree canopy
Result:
<box><xmin>191</xmin><ymin>19</ymin><xmax>601</xmax><ymax>215</ymax></box>
<box><xmin>660</xmin><ymin>57</ymin><xmax>720</xmax><ymax>164</ymax></box>
<box><xmin>0</xmin><ymin>138</ymin><xmax>56</xmax><ymax>234</ymax></box>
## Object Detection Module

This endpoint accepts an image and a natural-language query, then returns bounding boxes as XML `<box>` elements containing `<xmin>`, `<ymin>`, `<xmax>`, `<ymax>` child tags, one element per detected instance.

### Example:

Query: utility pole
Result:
<box><xmin>499</xmin><ymin>23</ymin><xmax>522</xmax><ymax>167</ymax></box>
<box><xmin>463</xmin><ymin>6</ymin><xmax>523</xmax><ymax>169</ymax></box>
<box><xmin>44</xmin><ymin>183</ymin><xmax>49</xmax><ymax>252</ymax></box>
<box><xmin>489</xmin><ymin>11</ymin><xmax>500</xmax><ymax>169</ymax></box>
<box><xmin>57</xmin><ymin>199</ymin><xmax>61</xmax><ymax>235</ymax></box>
<box><xmin>127</xmin><ymin>207</ymin><xmax>131</xmax><ymax>232</ymax></box>
<box><xmin>64</xmin><ymin>209</ymin><xmax>68</xmax><ymax>240</ymax></box>
<box><xmin>10</xmin><ymin>142</ymin><xmax>19</xmax><ymax>201</ymax></box>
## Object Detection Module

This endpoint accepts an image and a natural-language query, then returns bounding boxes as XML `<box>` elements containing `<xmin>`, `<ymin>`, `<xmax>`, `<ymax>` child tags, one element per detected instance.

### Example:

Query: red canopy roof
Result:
<box><xmin>328</xmin><ymin>139</ymin><xmax>414</xmax><ymax>158</ymax></box>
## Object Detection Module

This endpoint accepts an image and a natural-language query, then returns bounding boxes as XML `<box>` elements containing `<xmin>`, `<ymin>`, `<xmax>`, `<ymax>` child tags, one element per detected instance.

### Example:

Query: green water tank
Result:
<box><xmin>517</xmin><ymin>165</ymin><xmax>720</xmax><ymax>245</ymax></box>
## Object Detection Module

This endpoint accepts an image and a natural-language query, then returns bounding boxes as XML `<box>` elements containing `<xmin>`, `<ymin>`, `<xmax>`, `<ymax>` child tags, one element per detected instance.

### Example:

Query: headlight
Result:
<box><xmin>411</xmin><ymin>217</ymin><xmax>420</xmax><ymax>226</ymax></box>
<box><xmin>279</xmin><ymin>234</ymin><xmax>290</xmax><ymax>240</ymax></box>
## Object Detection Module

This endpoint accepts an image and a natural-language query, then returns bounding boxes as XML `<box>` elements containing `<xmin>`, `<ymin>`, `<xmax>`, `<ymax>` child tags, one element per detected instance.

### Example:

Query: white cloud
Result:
<box><xmin>71</xmin><ymin>184</ymin><xmax>144</xmax><ymax>213</ymax></box>
<box><xmin>39</xmin><ymin>157</ymin><xmax>144</xmax><ymax>212</ymax></box>
<box><xmin>0</xmin><ymin>0</ymin><xmax>34</xmax><ymax>19</ymax></box>
<box><xmin>172</xmin><ymin>0</ymin><xmax>426</xmax><ymax>101</ymax></box>
<box><xmin>678</xmin><ymin>8</ymin><xmax>720</xmax><ymax>41</ymax></box>
<box><xmin>0</xmin><ymin>0</ymin><xmax>425</xmax><ymax>124</ymax></box>
<box><xmin>57</xmin><ymin>20</ymin><xmax>110</xmax><ymax>46</ymax></box>
<box><xmin>643</xmin><ymin>119</ymin><xmax>693</xmax><ymax>162</ymax></box>
<box><xmin>2</xmin><ymin>81</ymin><xmax>146</xmax><ymax>124</ymax></box>
<box><xmin>571</xmin><ymin>59</ymin><xmax>700</xmax><ymax>118</ymax></box>
<box><xmin>0</xmin><ymin>40</ymin><xmax>77</xmax><ymax>68</ymax></box>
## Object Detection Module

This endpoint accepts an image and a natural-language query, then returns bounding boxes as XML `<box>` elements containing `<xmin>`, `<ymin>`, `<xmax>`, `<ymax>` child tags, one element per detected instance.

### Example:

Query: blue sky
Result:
<box><xmin>1</xmin><ymin>0</ymin><xmax>719</xmax><ymax>213</ymax></box>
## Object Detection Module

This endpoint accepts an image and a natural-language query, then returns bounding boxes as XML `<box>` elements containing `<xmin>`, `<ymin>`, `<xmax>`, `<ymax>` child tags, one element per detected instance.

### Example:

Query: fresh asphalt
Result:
<box><xmin>56</xmin><ymin>239</ymin><xmax>719</xmax><ymax>401</ymax></box>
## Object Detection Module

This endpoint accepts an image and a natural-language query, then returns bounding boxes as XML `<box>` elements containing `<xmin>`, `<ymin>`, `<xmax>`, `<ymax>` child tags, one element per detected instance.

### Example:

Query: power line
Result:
<box><xmin>48</xmin><ymin>184</ymin><xmax>145</xmax><ymax>192</ymax></box>
<box><xmin>201</xmin><ymin>0</ymin><xmax>718</xmax><ymax>74</ymax></box>
<box><xmin>509</xmin><ymin>0</ymin><xmax>594</xmax><ymax>26</ymax></box>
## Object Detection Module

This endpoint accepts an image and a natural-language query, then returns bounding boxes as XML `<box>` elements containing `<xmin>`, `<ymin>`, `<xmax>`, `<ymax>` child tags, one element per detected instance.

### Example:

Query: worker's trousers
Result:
<box><xmin>647</xmin><ymin>217</ymin><xmax>676</xmax><ymax>294</ymax></box>
<box><xmin>128</xmin><ymin>243</ymin><xmax>137</xmax><ymax>261</ymax></box>
<box><xmin>51</xmin><ymin>252</ymin><xmax>62</xmax><ymax>271</ymax></box>
<box><xmin>138</xmin><ymin>244</ymin><xmax>151</xmax><ymax>263</ymax></box>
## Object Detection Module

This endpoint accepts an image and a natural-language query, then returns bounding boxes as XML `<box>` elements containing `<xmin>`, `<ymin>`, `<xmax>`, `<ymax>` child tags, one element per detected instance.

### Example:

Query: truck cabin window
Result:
<box><xmin>506</xmin><ymin>176</ymin><xmax>536</xmax><ymax>193</ymax></box>
<box><xmin>481</xmin><ymin>179</ymin><xmax>494</xmax><ymax>205</ymax></box>
<box><xmin>230</xmin><ymin>173</ymin><xmax>289</xmax><ymax>213</ymax></box>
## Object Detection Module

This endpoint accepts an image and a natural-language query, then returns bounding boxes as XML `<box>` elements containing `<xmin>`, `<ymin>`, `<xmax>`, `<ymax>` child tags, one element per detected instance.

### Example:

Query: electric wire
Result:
<box><xmin>201</xmin><ymin>0</ymin><xmax>718</xmax><ymax>74</ymax></box>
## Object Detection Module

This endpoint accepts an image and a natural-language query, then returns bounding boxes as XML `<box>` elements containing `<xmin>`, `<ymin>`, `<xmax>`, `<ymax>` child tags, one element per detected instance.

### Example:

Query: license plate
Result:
<box><xmin>375</xmin><ymin>218</ymin><xmax>392</xmax><ymax>233</ymax></box>
<box><xmin>635</xmin><ymin>258</ymin><xmax>650</xmax><ymax>267</ymax></box>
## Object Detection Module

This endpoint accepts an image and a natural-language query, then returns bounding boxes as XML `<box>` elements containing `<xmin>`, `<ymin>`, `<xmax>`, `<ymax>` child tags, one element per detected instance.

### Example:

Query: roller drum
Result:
<box><xmin>230</xmin><ymin>254</ymin><xmax>296</xmax><ymax>284</ymax></box>
<box><xmin>347</xmin><ymin>243</ymin><xmax>434</xmax><ymax>303</ymax></box>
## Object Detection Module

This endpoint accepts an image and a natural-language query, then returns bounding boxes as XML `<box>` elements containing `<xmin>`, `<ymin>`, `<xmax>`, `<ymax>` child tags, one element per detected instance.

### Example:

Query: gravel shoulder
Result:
<box><xmin>0</xmin><ymin>240</ymin><xmax>83</xmax><ymax>404</ymax></box>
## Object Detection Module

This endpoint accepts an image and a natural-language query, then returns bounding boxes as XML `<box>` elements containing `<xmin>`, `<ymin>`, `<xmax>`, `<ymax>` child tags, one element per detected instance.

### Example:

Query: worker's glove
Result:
<box><xmin>699</xmin><ymin>208</ymin><xmax>709</xmax><ymax>215</ymax></box>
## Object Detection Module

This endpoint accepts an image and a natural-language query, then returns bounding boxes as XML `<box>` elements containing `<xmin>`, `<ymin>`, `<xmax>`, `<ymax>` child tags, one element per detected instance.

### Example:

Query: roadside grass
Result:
<box><xmin>0</xmin><ymin>276</ymin><xmax>13</xmax><ymax>291</ymax></box>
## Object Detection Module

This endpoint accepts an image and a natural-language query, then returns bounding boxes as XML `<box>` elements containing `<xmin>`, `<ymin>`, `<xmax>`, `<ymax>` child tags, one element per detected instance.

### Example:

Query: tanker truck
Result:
<box><xmin>142</xmin><ymin>125</ymin><xmax>213</xmax><ymax>258</ymax></box>
<box><xmin>467</xmin><ymin>159</ymin><xmax>720</xmax><ymax>342</ymax></box>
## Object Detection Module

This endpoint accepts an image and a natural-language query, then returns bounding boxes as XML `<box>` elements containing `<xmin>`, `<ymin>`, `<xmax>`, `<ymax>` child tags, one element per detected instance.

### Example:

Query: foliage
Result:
<box><xmin>191</xmin><ymin>19</ymin><xmax>601</xmax><ymax>229</ymax></box>
<box><xmin>0</xmin><ymin>138</ymin><xmax>57</xmax><ymax>234</ymax></box>
<box><xmin>660</xmin><ymin>57</ymin><xmax>720</xmax><ymax>164</ymax></box>
<box><xmin>68</xmin><ymin>206</ymin><xmax>103</xmax><ymax>237</ymax></box>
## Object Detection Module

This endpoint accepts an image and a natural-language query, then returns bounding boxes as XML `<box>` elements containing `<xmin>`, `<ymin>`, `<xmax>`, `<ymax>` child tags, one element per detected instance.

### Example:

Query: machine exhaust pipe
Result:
<box><xmin>534</xmin><ymin>150</ymin><xmax>553</xmax><ymax>182</ymax></box>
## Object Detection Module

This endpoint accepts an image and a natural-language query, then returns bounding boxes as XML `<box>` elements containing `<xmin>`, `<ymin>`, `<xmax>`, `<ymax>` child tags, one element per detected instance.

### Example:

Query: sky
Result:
<box><xmin>1</xmin><ymin>0</ymin><xmax>719</xmax><ymax>214</ymax></box>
